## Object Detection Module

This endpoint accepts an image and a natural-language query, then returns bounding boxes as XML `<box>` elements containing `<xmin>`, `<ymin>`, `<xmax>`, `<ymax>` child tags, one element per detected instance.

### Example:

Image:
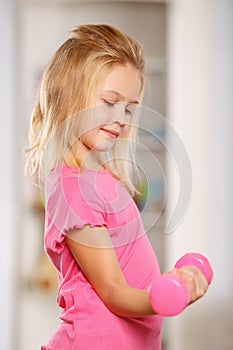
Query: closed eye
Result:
<box><xmin>104</xmin><ymin>100</ymin><xmax>115</xmax><ymax>107</ymax></box>
<box><xmin>103</xmin><ymin>100</ymin><xmax>133</xmax><ymax>116</ymax></box>
<box><xmin>125</xmin><ymin>108</ymin><xmax>132</xmax><ymax>116</ymax></box>
<box><xmin>125</xmin><ymin>103</ymin><xmax>137</xmax><ymax>116</ymax></box>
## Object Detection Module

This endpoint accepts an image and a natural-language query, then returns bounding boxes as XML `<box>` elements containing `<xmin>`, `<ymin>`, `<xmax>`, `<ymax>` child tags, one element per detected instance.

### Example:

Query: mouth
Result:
<box><xmin>100</xmin><ymin>128</ymin><xmax>120</xmax><ymax>138</ymax></box>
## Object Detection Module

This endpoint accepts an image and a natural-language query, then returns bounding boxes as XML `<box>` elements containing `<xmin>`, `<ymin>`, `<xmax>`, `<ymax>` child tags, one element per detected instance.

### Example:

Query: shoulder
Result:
<box><xmin>44</xmin><ymin>164</ymin><xmax>105</xmax><ymax>205</ymax></box>
<box><xmin>44</xmin><ymin>164</ymin><xmax>108</xmax><ymax>237</ymax></box>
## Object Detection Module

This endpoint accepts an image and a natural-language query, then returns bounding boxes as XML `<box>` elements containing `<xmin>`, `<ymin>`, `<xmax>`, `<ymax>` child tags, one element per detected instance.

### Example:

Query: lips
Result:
<box><xmin>100</xmin><ymin>128</ymin><xmax>120</xmax><ymax>138</ymax></box>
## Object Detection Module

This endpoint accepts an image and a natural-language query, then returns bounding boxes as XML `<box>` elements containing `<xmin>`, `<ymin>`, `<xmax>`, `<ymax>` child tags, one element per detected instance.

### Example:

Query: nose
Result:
<box><xmin>112</xmin><ymin>103</ymin><xmax>126</xmax><ymax>126</ymax></box>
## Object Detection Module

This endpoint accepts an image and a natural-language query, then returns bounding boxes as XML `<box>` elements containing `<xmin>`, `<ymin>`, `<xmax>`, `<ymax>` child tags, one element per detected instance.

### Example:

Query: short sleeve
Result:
<box><xmin>44</xmin><ymin>166</ymin><xmax>107</xmax><ymax>253</ymax></box>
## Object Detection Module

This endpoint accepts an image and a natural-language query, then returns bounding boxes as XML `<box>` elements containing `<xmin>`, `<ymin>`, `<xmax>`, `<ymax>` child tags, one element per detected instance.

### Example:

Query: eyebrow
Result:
<box><xmin>102</xmin><ymin>90</ymin><xmax>139</xmax><ymax>104</ymax></box>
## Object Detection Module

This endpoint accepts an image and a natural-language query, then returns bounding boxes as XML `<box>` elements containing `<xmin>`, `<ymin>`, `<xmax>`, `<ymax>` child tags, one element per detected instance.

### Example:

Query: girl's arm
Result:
<box><xmin>65</xmin><ymin>225</ymin><xmax>208</xmax><ymax>318</ymax></box>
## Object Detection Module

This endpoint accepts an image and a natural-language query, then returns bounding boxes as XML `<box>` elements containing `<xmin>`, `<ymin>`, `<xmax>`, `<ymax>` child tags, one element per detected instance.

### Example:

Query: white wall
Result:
<box><xmin>0</xmin><ymin>0</ymin><xmax>20</xmax><ymax>349</ymax></box>
<box><xmin>212</xmin><ymin>0</ymin><xmax>233</xmax><ymax>298</ymax></box>
<box><xmin>166</xmin><ymin>0</ymin><xmax>233</xmax><ymax>349</ymax></box>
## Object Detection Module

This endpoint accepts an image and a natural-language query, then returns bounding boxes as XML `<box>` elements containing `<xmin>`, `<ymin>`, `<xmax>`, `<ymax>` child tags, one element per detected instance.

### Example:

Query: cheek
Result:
<box><xmin>79</xmin><ymin>106</ymin><xmax>111</xmax><ymax>137</ymax></box>
<box><xmin>95</xmin><ymin>105</ymin><xmax>113</xmax><ymax>125</ymax></box>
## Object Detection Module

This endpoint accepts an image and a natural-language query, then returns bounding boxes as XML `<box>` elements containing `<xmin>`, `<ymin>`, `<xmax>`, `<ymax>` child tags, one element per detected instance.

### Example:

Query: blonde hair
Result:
<box><xmin>25</xmin><ymin>24</ymin><xmax>146</xmax><ymax>195</ymax></box>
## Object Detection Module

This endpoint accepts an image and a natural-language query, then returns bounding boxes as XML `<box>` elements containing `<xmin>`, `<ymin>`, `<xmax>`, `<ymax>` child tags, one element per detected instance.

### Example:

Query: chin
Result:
<box><xmin>94</xmin><ymin>141</ymin><xmax>115</xmax><ymax>152</ymax></box>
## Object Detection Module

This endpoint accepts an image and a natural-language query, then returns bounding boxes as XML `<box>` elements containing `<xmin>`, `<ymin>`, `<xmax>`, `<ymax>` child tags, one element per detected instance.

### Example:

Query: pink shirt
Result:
<box><xmin>42</xmin><ymin>165</ymin><xmax>163</xmax><ymax>349</ymax></box>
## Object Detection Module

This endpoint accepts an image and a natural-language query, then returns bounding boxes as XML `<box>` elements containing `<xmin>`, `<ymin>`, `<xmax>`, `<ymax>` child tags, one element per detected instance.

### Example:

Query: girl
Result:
<box><xmin>25</xmin><ymin>24</ymin><xmax>208</xmax><ymax>349</ymax></box>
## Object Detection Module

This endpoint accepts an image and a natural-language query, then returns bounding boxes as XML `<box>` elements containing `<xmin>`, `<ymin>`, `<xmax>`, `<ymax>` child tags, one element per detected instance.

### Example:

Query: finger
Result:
<box><xmin>185</xmin><ymin>266</ymin><xmax>209</xmax><ymax>295</ymax></box>
<box><xmin>172</xmin><ymin>267</ymin><xmax>208</xmax><ymax>302</ymax></box>
<box><xmin>184</xmin><ymin>266</ymin><xmax>209</xmax><ymax>301</ymax></box>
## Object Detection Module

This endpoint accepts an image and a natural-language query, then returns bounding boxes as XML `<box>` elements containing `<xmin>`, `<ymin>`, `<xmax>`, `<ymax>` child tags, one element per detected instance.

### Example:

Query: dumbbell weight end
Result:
<box><xmin>149</xmin><ymin>274</ymin><xmax>190</xmax><ymax>316</ymax></box>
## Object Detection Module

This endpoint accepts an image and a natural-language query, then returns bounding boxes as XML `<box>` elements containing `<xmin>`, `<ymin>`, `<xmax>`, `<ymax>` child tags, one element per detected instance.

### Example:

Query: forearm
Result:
<box><xmin>101</xmin><ymin>282</ymin><xmax>156</xmax><ymax>318</ymax></box>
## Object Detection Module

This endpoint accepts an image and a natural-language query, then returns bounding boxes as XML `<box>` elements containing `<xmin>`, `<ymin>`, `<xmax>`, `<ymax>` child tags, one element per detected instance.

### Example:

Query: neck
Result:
<box><xmin>69</xmin><ymin>140</ymin><xmax>105</xmax><ymax>171</ymax></box>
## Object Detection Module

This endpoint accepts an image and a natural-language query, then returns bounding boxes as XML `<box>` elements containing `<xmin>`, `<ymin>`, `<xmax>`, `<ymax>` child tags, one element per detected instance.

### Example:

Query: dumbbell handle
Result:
<box><xmin>149</xmin><ymin>252</ymin><xmax>213</xmax><ymax>317</ymax></box>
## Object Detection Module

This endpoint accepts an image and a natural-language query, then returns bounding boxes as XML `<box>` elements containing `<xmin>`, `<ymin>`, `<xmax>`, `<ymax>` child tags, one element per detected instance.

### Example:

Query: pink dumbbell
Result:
<box><xmin>149</xmin><ymin>252</ymin><xmax>213</xmax><ymax>316</ymax></box>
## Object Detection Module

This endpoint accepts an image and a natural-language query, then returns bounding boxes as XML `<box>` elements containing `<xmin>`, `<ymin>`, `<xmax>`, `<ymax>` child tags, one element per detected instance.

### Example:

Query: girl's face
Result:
<box><xmin>81</xmin><ymin>63</ymin><xmax>141</xmax><ymax>152</ymax></box>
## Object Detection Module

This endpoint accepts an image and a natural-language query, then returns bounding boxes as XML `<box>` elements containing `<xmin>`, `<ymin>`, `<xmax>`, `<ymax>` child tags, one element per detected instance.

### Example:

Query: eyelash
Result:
<box><xmin>104</xmin><ymin>100</ymin><xmax>115</xmax><ymax>107</ymax></box>
<box><xmin>104</xmin><ymin>100</ymin><xmax>132</xmax><ymax>116</ymax></box>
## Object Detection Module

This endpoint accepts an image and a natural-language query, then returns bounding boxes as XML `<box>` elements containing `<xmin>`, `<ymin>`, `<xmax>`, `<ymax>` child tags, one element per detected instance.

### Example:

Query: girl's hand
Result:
<box><xmin>166</xmin><ymin>266</ymin><xmax>209</xmax><ymax>304</ymax></box>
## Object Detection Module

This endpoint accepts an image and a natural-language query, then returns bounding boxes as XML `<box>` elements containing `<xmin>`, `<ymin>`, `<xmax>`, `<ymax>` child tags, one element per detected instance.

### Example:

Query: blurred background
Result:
<box><xmin>1</xmin><ymin>0</ymin><xmax>232</xmax><ymax>349</ymax></box>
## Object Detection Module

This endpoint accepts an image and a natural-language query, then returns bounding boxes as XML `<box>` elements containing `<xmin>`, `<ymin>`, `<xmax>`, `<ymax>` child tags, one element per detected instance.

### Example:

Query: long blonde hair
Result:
<box><xmin>25</xmin><ymin>24</ymin><xmax>146</xmax><ymax>195</ymax></box>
